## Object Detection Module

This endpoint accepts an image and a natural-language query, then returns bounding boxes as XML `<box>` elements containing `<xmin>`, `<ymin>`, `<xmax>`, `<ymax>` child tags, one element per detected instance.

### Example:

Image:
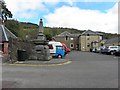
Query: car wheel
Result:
<box><xmin>110</xmin><ymin>51</ymin><xmax>114</xmax><ymax>55</ymax></box>
<box><xmin>58</xmin><ymin>54</ymin><xmax>62</xmax><ymax>58</ymax></box>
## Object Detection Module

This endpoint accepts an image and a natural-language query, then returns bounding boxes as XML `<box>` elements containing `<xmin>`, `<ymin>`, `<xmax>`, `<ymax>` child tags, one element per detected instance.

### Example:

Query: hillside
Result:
<box><xmin>44</xmin><ymin>27</ymin><xmax>84</xmax><ymax>36</ymax></box>
<box><xmin>5</xmin><ymin>20</ymin><xmax>118</xmax><ymax>40</ymax></box>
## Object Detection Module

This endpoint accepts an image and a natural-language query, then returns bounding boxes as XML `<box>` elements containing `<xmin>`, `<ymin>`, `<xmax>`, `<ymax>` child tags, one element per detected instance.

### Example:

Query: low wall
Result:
<box><xmin>8</xmin><ymin>38</ymin><xmax>34</xmax><ymax>63</ymax></box>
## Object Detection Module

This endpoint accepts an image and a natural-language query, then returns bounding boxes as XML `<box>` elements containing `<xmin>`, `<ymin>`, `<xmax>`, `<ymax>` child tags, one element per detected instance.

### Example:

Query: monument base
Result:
<box><xmin>29</xmin><ymin>45</ymin><xmax>51</xmax><ymax>61</ymax></box>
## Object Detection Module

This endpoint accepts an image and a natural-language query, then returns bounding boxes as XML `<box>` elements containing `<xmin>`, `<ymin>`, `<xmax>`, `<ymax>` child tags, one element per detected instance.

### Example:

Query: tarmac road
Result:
<box><xmin>2</xmin><ymin>51</ymin><xmax>118</xmax><ymax>88</ymax></box>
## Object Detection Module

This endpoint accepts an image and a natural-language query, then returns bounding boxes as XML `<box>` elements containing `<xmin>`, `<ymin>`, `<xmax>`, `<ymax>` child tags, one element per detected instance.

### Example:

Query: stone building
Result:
<box><xmin>54</xmin><ymin>30</ymin><xmax>103</xmax><ymax>51</ymax></box>
<box><xmin>79</xmin><ymin>30</ymin><xmax>103</xmax><ymax>51</ymax></box>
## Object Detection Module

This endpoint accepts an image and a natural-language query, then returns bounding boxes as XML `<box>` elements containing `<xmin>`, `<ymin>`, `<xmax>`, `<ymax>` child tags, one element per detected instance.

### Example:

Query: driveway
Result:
<box><xmin>2</xmin><ymin>51</ymin><xmax>118</xmax><ymax>88</ymax></box>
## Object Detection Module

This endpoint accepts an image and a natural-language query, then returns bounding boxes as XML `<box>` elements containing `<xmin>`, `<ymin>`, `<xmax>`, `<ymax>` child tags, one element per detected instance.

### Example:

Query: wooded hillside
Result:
<box><xmin>5</xmin><ymin>19</ymin><xmax>118</xmax><ymax>40</ymax></box>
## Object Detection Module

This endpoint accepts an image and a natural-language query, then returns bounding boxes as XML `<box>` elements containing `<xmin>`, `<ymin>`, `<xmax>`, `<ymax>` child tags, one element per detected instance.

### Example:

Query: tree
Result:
<box><xmin>0</xmin><ymin>0</ymin><xmax>12</xmax><ymax>22</ymax></box>
<box><xmin>5</xmin><ymin>20</ymin><xmax>20</xmax><ymax>36</ymax></box>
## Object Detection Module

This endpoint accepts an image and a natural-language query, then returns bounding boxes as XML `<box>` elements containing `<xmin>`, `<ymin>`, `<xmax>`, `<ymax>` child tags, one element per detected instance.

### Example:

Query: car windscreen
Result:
<box><xmin>48</xmin><ymin>44</ymin><xmax>53</xmax><ymax>49</ymax></box>
<box><xmin>110</xmin><ymin>47</ymin><xmax>118</xmax><ymax>48</ymax></box>
<box><xmin>56</xmin><ymin>46</ymin><xmax>63</xmax><ymax>50</ymax></box>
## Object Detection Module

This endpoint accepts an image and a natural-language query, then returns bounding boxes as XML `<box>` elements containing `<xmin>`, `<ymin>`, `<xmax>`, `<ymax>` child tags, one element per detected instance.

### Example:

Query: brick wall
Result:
<box><xmin>55</xmin><ymin>36</ymin><xmax>79</xmax><ymax>50</ymax></box>
<box><xmin>3</xmin><ymin>42</ymin><xmax>8</xmax><ymax>54</ymax></box>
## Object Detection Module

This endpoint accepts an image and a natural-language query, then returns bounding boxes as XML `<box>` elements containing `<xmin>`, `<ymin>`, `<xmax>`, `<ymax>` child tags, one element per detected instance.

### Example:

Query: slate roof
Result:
<box><xmin>105</xmin><ymin>36</ymin><xmax>120</xmax><ymax>45</ymax></box>
<box><xmin>101</xmin><ymin>39</ymin><xmax>107</xmax><ymax>43</ymax></box>
<box><xmin>56</xmin><ymin>30</ymin><xmax>103</xmax><ymax>38</ymax></box>
<box><xmin>81</xmin><ymin>30</ymin><xmax>103</xmax><ymax>36</ymax></box>
<box><xmin>57</xmin><ymin>31</ymin><xmax>72</xmax><ymax>36</ymax></box>
<box><xmin>0</xmin><ymin>25</ymin><xmax>17</xmax><ymax>42</ymax></box>
<box><xmin>56</xmin><ymin>31</ymin><xmax>81</xmax><ymax>37</ymax></box>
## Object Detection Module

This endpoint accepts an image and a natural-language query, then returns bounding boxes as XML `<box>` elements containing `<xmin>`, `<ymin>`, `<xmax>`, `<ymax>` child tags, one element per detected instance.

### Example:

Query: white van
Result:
<box><xmin>48</xmin><ymin>41</ymin><xmax>63</xmax><ymax>57</ymax></box>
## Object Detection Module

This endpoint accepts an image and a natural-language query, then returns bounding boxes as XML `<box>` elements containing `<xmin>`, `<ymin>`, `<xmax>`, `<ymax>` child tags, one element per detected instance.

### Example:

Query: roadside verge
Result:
<box><xmin>3</xmin><ymin>59</ymin><xmax>72</xmax><ymax>67</ymax></box>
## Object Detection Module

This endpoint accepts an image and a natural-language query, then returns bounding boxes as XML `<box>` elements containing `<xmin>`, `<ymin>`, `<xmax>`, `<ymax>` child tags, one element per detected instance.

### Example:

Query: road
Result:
<box><xmin>2</xmin><ymin>51</ymin><xmax>118</xmax><ymax>88</ymax></box>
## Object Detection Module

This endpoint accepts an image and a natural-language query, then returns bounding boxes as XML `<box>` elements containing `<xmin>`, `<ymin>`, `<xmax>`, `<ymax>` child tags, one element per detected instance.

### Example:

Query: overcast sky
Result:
<box><xmin>4</xmin><ymin>0</ymin><xmax>118</xmax><ymax>34</ymax></box>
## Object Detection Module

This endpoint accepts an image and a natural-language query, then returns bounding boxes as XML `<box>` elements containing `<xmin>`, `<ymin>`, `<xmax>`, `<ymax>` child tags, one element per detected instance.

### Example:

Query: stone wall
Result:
<box><xmin>8</xmin><ymin>38</ymin><xmax>34</xmax><ymax>63</ymax></box>
<box><xmin>80</xmin><ymin>35</ymin><xmax>100</xmax><ymax>51</ymax></box>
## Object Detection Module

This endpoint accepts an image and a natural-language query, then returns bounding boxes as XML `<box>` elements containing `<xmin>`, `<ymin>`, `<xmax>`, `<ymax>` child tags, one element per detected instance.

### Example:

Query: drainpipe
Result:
<box><xmin>85</xmin><ymin>35</ymin><xmax>86</xmax><ymax>51</ymax></box>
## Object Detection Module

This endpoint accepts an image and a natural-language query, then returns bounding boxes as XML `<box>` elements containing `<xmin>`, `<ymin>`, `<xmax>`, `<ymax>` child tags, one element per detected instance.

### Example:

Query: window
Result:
<box><xmin>48</xmin><ymin>44</ymin><xmax>53</xmax><ymax>49</ymax></box>
<box><xmin>87</xmin><ymin>38</ymin><xmax>89</xmax><ymax>40</ymax></box>
<box><xmin>56</xmin><ymin>46</ymin><xmax>63</xmax><ymax>50</ymax></box>
<box><xmin>70</xmin><ymin>43</ymin><xmax>74</xmax><ymax>48</ymax></box>
<box><xmin>99</xmin><ymin>36</ymin><xmax>103</xmax><ymax>40</ymax></box>
<box><xmin>101</xmin><ymin>43</ymin><xmax>103</xmax><ymax>46</ymax></box>
<box><xmin>87</xmin><ymin>44</ymin><xmax>90</xmax><ymax>47</ymax></box>
<box><xmin>110</xmin><ymin>47</ymin><xmax>118</xmax><ymax>49</ymax></box>
<box><xmin>65</xmin><ymin>36</ymin><xmax>68</xmax><ymax>41</ymax></box>
<box><xmin>87</xmin><ymin>34</ymin><xmax>90</xmax><ymax>36</ymax></box>
<box><xmin>70</xmin><ymin>38</ymin><xmax>74</xmax><ymax>40</ymax></box>
<box><xmin>87</xmin><ymin>43</ymin><xmax>90</xmax><ymax>47</ymax></box>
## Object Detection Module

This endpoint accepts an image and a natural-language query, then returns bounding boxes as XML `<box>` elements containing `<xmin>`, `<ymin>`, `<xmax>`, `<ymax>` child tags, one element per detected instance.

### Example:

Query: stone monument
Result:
<box><xmin>29</xmin><ymin>19</ymin><xmax>51</xmax><ymax>61</ymax></box>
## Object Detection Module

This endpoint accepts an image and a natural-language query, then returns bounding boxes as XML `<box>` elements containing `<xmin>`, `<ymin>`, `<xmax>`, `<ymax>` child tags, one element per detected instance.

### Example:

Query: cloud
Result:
<box><xmin>44</xmin><ymin>3</ymin><xmax>118</xmax><ymax>34</ymax></box>
<box><xmin>4</xmin><ymin>0</ymin><xmax>77</xmax><ymax>20</ymax></box>
<box><xmin>4</xmin><ymin>0</ymin><xmax>118</xmax><ymax>34</ymax></box>
<box><xmin>5</xmin><ymin>0</ymin><xmax>47</xmax><ymax>19</ymax></box>
<box><xmin>43</xmin><ymin>0</ymin><xmax>61</xmax><ymax>6</ymax></box>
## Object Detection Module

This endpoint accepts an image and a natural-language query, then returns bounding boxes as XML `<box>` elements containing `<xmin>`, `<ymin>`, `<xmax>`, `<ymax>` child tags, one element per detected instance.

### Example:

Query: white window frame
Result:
<box><xmin>70</xmin><ymin>43</ymin><xmax>74</xmax><ymax>48</ymax></box>
<box><xmin>70</xmin><ymin>38</ymin><xmax>74</xmax><ymax>40</ymax></box>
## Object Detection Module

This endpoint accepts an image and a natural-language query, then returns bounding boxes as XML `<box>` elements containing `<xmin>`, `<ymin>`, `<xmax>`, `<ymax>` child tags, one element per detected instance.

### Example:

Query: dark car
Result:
<box><xmin>100</xmin><ymin>46</ymin><xmax>120</xmax><ymax>55</ymax></box>
<box><xmin>114</xmin><ymin>50</ymin><xmax>120</xmax><ymax>56</ymax></box>
<box><xmin>100</xmin><ymin>46</ymin><xmax>109</xmax><ymax>54</ymax></box>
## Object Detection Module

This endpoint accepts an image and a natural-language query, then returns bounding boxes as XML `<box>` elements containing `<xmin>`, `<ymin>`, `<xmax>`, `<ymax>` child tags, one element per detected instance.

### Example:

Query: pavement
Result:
<box><xmin>3</xmin><ymin>58</ymin><xmax>72</xmax><ymax>66</ymax></box>
<box><xmin>2</xmin><ymin>51</ymin><xmax>118</xmax><ymax>88</ymax></box>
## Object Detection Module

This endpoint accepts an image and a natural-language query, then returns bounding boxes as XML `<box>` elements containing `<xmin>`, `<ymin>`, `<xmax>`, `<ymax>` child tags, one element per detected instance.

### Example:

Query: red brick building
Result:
<box><xmin>54</xmin><ymin>31</ymin><xmax>80</xmax><ymax>50</ymax></box>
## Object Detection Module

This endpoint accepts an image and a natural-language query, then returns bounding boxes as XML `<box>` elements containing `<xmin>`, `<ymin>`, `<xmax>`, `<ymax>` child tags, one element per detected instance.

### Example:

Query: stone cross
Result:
<box><xmin>39</xmin><ymin>19</ymin><xmax>43</xmax><ymax>33</ymax></box>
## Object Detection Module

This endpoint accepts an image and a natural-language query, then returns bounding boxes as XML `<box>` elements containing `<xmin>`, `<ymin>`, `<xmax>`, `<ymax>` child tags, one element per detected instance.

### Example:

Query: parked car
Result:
<box><xmin>62</xmin><ymin>43</ymin><xmax>70</xmax><ymax>54</ymax></box>
<box><xmin>100</xmin><ymin>46</ymin><xmax>109</xmax><ymax>54</ymax></box>
<box><xmin>55</xmin><ymin>46</ymin><xmax>65</xmax><ymax>58</ymax></box>
<box><xmin>114</xmin><ymin>50</ymin><xmax>120</xmax><ymax>56</ymax></box>
<box><xmin>108</xmin><ymin>46</ymin><xmax>120</xmax><ymax>55</ymax></box>
<box><xmin>101</xmin><ymin>46</ymin><xmax>120</xmax><ymax>55</ymax></box>
<box><xmin>92</xmin><ymin>48</ymin><xmax>97</xmax><ymax>53</ymax></box>
<box><xmin>113</xmin><ymin>46</ymin><xmax>120</xmax><ymax>56</ymax></box>
<box><xmin>48</xmin><ymin>41</ymin><xmax>65</xmax><ymax>58</ymax></box>
<box><xmin>92</xmin><ymin>47</ymin><xmax>103</xmax><ymax>53</ymax></box>
<box><xmin>96</xmin><ymin>47</ymin><xmax>102</xmax><ymax>53</ymax></box>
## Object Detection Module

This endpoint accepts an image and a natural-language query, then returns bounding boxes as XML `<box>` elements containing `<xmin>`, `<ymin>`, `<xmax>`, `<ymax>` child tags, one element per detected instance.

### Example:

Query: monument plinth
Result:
<box><xmin>29</xmin><ymin>19</ymin><xmax>51</xmax><ymax>61</ymax></box>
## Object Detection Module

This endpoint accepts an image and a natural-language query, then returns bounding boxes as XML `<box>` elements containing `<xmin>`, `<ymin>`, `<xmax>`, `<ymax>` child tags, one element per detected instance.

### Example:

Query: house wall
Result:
<box><xmin>3</xmin><ymin>42</ymin><xmax>8</xmax><ymax>54</ymax></box>
<box><xmin>54</xmin><ymin>32</ymin><xmax>103</xmax><ymax>51</ymax></box>
<box><xmin>80</xmin><ymin>35</ymin><xmax>101</xmax><ymax>51</ymax></box>
<box><xmin>55</xmin><ymin>36</ymin><xmax>79</xmax><ymax>50</ymax></box>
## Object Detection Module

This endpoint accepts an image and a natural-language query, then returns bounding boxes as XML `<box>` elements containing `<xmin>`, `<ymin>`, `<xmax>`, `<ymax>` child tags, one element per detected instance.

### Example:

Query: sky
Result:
<box><xmin>4</xmin><ymin>0</ymin><xmax>118</xmax><ymax>34</ymax></box>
